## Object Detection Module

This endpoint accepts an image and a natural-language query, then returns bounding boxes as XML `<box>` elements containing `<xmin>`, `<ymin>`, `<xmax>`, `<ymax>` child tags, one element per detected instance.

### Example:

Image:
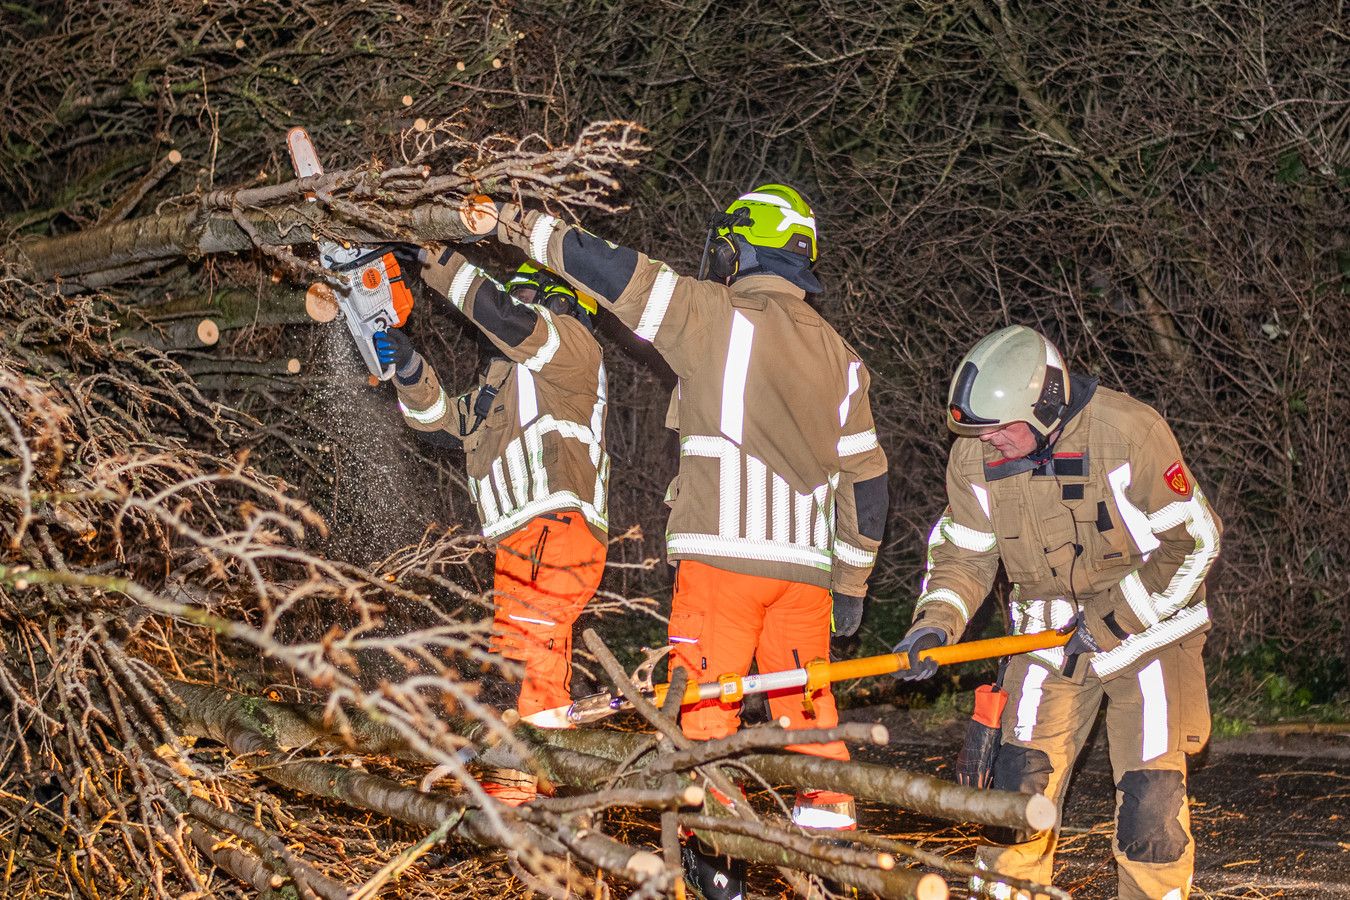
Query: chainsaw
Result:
<box><xmin>521</xmin><ymin>627</ymin><xmax>1075</xmax><ymax>728</ymax></box>
<box><xmin>286</xmin><ymin>127</ymin><xmax>414</xmax><ymax>380</ymax></box>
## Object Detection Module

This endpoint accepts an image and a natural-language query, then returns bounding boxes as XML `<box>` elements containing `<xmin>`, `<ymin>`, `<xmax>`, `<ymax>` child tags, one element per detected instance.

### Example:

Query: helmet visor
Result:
<box><xmin>948</xmin><ymin>361</ymin><xmax>1007</xmax><ymax>435</ymax></box>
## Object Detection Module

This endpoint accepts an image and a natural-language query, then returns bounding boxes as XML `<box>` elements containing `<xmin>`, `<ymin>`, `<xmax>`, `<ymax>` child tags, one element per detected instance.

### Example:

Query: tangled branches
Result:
<box><xmin>0</xmin><ymin>273</ymin><xmax>506</xmax><ymax>897</ymax></box>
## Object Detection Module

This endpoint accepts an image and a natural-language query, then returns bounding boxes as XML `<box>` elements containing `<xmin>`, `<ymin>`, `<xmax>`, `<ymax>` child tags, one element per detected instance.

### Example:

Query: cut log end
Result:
<box><xmin>877</xmin><ymin>852</ymin><xmax>895</xmax><ymax>870</ymax></box>
<box><xmin>1025</xmin><ymin>792</ymin><xmax>1057</xmax><ymax>832</ymax></box>
<box><xmin>167</xmin><ymin>149</ymin><xmax>183</xmax><ymax>164</ymax></box>
<box><xmin>286</xmin><ymin>359</ymin><xmax>300</xmax><ymax>374</ymax></box>
<box><xmin>681</xmin><ymin>785</ymin><xmax>705</xmax><ymax>807</ymax></box>
<box><xmin>870</xmin><ymin>723</ymin><xmax>890</xmax><ymax>745</ymax></box>
<box><xmin>305</xmin><ymin>284</ymin><xmax>339</xmax><ymax>323</ymax></box>
<box><xmin>196</xmin><ymin>319</ymin><xmax>219</xmax><ymax>346</ymax></box>
<box><xmin>624</xmin><ymin>851</ymin><xmax>663</xmax><ymax>878</ymax></box>
<box><xmin>916</xmin><ymin>872</ymin><xmax>949</xmax><ymax>900</ymax></box>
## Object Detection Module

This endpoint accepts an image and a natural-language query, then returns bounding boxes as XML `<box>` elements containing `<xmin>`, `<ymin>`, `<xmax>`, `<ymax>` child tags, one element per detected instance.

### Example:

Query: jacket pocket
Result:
<box><xmin>663</xmin><ymin>474</ymin><xmax>681</xmax><ymax>510</ymax></box>
<box><xmin>1075</xmin><ymin>486</ymin><xmax>1134</xmax><ymax>571</ymax></box>
<box><xmin>996</xmin><ymin>534</ymin><xmax>1040</xmax><ymax>583</ymax></box>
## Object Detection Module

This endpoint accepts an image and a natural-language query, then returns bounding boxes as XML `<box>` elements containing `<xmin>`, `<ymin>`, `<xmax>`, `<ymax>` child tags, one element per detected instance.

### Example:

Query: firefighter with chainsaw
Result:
<box><xmin>892</xmin><ymin>325</ymin><xmax>1222</xmax><ymax>900</ymax></box>
<box><xmin>456</xmin><ymin>187</ymin><xmax>889</xmax><ymax>899</ymax></box>
<box><xmin>373</xmin><ymin>256</ymin><xmax>609</xmax><ymax>806</ymax></box>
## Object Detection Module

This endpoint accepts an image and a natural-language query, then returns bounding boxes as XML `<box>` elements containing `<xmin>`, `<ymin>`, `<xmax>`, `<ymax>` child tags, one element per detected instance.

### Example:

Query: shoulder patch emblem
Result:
<box><xmin>1164</xmin><ymin>461</ymin><xmax>1190</xmax><ymax>496</ymax></box>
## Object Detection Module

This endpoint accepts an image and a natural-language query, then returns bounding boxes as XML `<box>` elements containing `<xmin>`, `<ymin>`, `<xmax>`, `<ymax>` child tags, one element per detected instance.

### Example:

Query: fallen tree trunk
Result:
<box><xmin>13</xmin><ymin>193</ymin><xmax>474</xmax><ymax>283</ymax></box>
<box><xmin>163</xmin><ymin>678</ymin><xmax>670</xmax><ymax>887</ymax></box>
<box><xmin>530</xmin><ymin>725</ymin><xmax>1055</xmax><ymax>834</ymax></box>
<box><xmin>686</xmin><ymin>819</ymin><xmax>947</xmax><ymax>900</ymax></box>
<box><xmin>163</xmin><ymin>675</ymin><xmax>1052</xmax><ymax>839</ymax></box>
<box><xmin>8</xmin><ymin>121</ymin><xmax>644</xmax><ymax>287</ymax></box>
<box><xmin>113</xmin><ymin>284</ymin><xmax>313</xmax><ymax>349</ymax></box>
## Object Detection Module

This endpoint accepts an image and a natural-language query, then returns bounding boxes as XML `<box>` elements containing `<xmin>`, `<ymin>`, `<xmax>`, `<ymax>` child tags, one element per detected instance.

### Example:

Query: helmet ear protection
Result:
<box><xmin>705</xmin><ymin>233</ymin><xmax>762</xmax><ymax>282</ymax></box>
<box><xmin>698</xmin><ymin>207</ymin><xmax>754</xmax><ymax>282</ymax></box>
<box><xmin>706</xmin><ymin>233</ymin><xmax>739</xmax><ymax>281</ymax></box>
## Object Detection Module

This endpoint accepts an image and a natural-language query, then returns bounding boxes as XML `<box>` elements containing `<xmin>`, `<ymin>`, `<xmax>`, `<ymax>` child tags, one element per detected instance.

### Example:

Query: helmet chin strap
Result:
<box><xmin>1025</xmin><ymin>427</ymin><xmax>1059</xmax><ymax>465</ymax></box>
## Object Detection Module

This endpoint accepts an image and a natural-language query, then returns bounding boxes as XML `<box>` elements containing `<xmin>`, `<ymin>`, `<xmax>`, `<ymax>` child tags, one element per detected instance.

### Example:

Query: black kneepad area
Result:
<box><xmin>982</xmin><ymin>745</ymin><xmax>1054</xmax><ymax>845</ymax></box>
<box><xmin>1116</xmin><ymin>768</ymin><xmax>1189</xmax><ymax>863</ymax></box>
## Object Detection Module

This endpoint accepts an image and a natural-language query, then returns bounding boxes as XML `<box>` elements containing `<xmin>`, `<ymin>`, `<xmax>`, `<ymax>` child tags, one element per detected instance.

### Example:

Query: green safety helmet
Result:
<box><xmin>700</xmin><ymin>184</ymin><xmax>821</xmax><ymax>291</ymax></box>
<box><xmin>947</xmin><ymin>326</ymin><xmax>1071</xmax><ymax>440</ymax></box>
<box><xmin>721</xmin><ymin>184</ymin><xmax>817</xmax><ymax>261</ymax></box>
<box><xmin>507</xmin><ymin>261</ymin><xmax>598</xmax><ymax>315</ymax></box>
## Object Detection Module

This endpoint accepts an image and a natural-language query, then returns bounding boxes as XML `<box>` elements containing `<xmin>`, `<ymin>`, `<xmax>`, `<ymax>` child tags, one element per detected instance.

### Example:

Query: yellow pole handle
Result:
<box><xmin>651</xmin><ymin>628</ymin><xmax>1073</xmax><ymax>709</ymax></box>
<box><xmin>823</xmin><ymin>628</ymin><xmax>1073</xmax><ymax>683</ymax></box>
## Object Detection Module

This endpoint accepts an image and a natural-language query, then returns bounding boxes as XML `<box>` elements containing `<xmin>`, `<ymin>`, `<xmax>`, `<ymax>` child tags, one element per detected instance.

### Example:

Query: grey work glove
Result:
<box><xmin>1060</xmin><ymin>611</ymin><xmax>1102</xmax><ymax>677</ymax></box>
<box><xmin>891</xmin><ymin>626</ymin><xmax>947</xmax><ymax>681</ymax></box>
<box><xmin>830</xmin><ymin>592</ymin><xmax>865</xmax><ymax>637</ymax></box>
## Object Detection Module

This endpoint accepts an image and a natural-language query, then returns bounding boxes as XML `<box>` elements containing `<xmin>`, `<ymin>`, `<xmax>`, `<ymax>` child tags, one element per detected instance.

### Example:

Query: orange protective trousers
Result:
<box><xmin>491</xmin><ymin>512</ymin><xmax>606</xmax><ymax>718</ymax></box>
<box><xmin>667</xmin><ymin>560</ymin><xmax>849</xmax><ymax>764</ymax></box>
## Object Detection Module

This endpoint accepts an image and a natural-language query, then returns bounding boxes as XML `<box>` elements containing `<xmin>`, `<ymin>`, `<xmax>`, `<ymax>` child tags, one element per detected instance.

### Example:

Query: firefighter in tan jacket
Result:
<box><xmin>892</xmin><ymin>326</ymin><xmax>1221</xmax><ymax>900</ymax></box>
<box><xmin>457</xmin><ymin>186</ymin><xmax>889</xmax><ymax>898</ymax></box>
<box><xmin>374</xmin><ymin>256</ymin><xmax>609</xmax><ymax>805</ymax></box>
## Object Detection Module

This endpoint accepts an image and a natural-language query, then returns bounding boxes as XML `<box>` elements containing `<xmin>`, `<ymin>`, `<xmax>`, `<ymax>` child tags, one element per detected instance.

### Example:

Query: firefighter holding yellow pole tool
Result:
<box><xmin>892</xmin><ymin>326</ymin><xmax>1222</xmax><ymax>900</ymax></box>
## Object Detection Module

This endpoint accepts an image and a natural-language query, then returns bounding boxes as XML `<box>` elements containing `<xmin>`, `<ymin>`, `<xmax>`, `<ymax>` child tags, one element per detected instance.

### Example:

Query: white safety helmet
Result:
<box><xmin>947</xmin><ymin>325</ymin><xmax>1070</xmax><ymax>440</ymax></box>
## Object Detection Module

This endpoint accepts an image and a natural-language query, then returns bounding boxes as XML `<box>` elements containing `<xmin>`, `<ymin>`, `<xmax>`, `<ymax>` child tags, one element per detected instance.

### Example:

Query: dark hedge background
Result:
<box><xmin>4</xmin><ymin>0</ymin><xmax>1348</xmax><ymax>703</ymax></box>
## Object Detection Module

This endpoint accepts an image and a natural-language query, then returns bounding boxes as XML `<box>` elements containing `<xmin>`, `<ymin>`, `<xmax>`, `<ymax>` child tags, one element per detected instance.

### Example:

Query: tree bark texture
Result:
<box><xmin>13</xmin><ymin>195</ymin><xmax>474</xmax><ymax>283</ymax></box>
<box><xmin>163</xmin><ymin>678</ymin><xmax>1050</xmax><ymax>836</ymax></box>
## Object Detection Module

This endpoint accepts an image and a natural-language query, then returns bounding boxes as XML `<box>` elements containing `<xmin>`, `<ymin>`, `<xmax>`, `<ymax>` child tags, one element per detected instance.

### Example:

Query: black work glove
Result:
<box><xmin>891</xmin><ymin>626</ymin><xmax>947</xmax><ymax>681</ymax></box>
<box><xmin>1060</xmin><ymin>611</ymin><xmax>1102</xmax><ymax>677</ymax></box>
<box><xmin>373</xmin><ymin>328</ymin><xmax>415</xmax><ymax>373</ymax></box>
<box><xmin>830</xmin><ymin>593</ymin><xmax>865</xmax><ymax>638</ymax></box>
<box><xmin>1062</xmin><ymin>611</ymin><xmax>1103</xmax><ymax>657</ymax></box>
<box><xmin>388</xmin><ymin>243</ymin><xmax>428</xmax><ymax>295</ymax></box>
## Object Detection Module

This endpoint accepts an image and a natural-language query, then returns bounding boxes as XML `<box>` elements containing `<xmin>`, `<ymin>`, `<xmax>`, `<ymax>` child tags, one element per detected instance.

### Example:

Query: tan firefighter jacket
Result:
<box><xmin>912</xmin><ymin>380</ymin><xmax>1222</xmax><ymax>680</ymax></box>
<box><xmin>487</xmin><ymin>205</ymin><xmax>889</xmax><ymax>597</ymax></box>
<box><xmin>393</xmin><ymin>249</ymin><xmax>609</xmax><ymax>544</ymax></box>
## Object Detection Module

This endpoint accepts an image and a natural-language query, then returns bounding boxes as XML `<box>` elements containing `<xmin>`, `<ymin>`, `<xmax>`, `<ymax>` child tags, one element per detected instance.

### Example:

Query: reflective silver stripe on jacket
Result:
<box><xmin>529</xmin><ymin>215</ymin><xmax>560</xmax><ymax>267</ymax></box>
<box><xmin>472</xmin><ymin>394</ymin><xmax>610</xmax><ymax>539</ymax></box>
<box><xmin>837</xmin><ymin>360</ymin><xmax>861</xmax><ymax>426</ymax></box>
<box><xmin>398</xmin><ymin>389</ymin><xmax>448</xmax><ymax>425</ymax></box>
<box><xmin>517</xmin><ymin>366</ymin><xmax>539</xmax><ymax>426</ymax></box>
<box><xmin>1009</xmin><ymin>591</ymin><xmax>1211</xmax><ymax>677</ymax></box>
<box><xmin>522</xmin><ymin>309</ymin><xmax>561</xmax><ymax>371</ymax></box>
<box><xmin>448</xmin><ymin>262</ymin><xmax>486</xmax><ymax>310</ymax></box>
<box><xmin>1105</xmin><ymin>460</ymin><xmax>1220</xmax><ymax>635</ymax></box>
<box><xmin>634</xmin><ymin>265</ymin><xmax>678</xmax><ymax>342</ymax></box>
<box><xmin>666</xmin><ymin>533</ymin><xmax>832</xmax><ymax>570</ymax></box>
<box><xmin>914</xmin><ymin>506</ymin><xmax>990</xmax><ymax>621</ymax></box>
<box><xmin>1091</xmin><ymin>602</ymin><xmax>1209</xmax><ymax>678</ymax></box>
<box><xmin>837</xmin><ymin>429</ymin><xmax>879</xmax><ymax>457</ymax></box>
<box><xmin>833</xmin><ymin>538</ymin><xmax>875</xmax><ymax>568</ymax></box>
<box><xmin>719</xmin><ymin>310</ymin><xmax>754</xmax><ymax>444</ymax></box>
<box><xmin>678</xmin><ymin>435</ymin><xmax>837</xmax><ymax>564</ymax></box>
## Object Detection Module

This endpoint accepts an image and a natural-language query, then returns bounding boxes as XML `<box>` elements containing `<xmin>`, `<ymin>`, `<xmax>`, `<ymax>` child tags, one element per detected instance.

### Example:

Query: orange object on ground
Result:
<box><xmin>491</xmin><ymin>512</ymin><xmax>606</xmax><ymax>718</ymax></box>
